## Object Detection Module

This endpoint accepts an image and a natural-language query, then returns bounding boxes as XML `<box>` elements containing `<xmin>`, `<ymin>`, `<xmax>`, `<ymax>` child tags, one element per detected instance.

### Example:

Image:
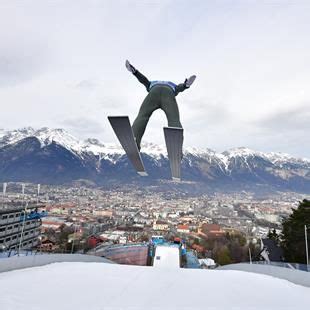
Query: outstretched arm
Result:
<box><xmin>134</xmin><ymin>70</ymin><xmax>150</xmax><ymax>90</ymax></box>
<box><xmin>175</xmin><ymin>75</ymin><xmax>196</xmax><ymax>96</ymax></box>
<box><xmin>125</xmin><ymin>60</ymin><xmax>150</xmax><ymax>90</ymax></box>
<box><xmin>175</xmin><ymin>83</ymin><xmax>187</xmax><ymax>96</ymax></box>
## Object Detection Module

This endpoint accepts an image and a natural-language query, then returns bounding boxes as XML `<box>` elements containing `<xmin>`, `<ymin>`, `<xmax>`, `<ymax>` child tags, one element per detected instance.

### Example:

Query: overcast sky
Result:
<box><xmin>0</xmin><ymin>0</ymin><xmax>309</xmax><ymax>158</ymax></box>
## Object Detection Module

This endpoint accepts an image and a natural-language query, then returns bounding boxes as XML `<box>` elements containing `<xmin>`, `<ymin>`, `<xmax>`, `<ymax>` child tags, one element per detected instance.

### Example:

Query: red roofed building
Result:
<box><xmin>199</xmin><ymin>223</ymin><xmax>225</xmax><ymax>238</ymax></box>
<box><xmin>177</xmin><ymin>224</ymin><xmax>190</xmax><ymax>234</ymax></box>
<box><xmin>87</xmin><ymin>235</ymin><xmax>104</xmax><ymax>248</ymax></box>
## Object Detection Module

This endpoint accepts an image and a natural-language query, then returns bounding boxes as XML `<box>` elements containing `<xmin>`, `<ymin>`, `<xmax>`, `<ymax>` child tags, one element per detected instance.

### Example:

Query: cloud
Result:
<box><xmin>183</xmin><ymin>96</ymin><xmax>231</xmax><ymax>126</ymax></box>
<box><xmin>0</xmin><ymin>44</ymin><xmax>48</xmax><ymax>87</ymax></box>
<box><xmin>257</xmin><ymin>103</ymin><xmax>310</xmax><ymax>132</ymax></box>
<box><xmin>74</xmin><ymin>79</ymin><xmax>100</xmax><ymax>90</ymax></box>
<box><xmin>238</xmin><ymin>103</ymin><xmax>310</xmax><ymax>157</ymax></box>
<box><xmin>0</xmin><ymin>4</ymin><xmax>52</xmax><ymax>87</ymax></box>
<box><xmin>60</xmin><ymin>118</ymin><xmax>105</xmax><ymax>139</ymax></box>
<box><xmin>0</xmin><ymin>0</ymin><xmax>309</xmax><ymax>158</ymax></box>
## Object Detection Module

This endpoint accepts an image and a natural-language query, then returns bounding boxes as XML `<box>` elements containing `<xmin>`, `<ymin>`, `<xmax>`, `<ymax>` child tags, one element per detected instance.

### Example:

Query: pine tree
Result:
<box><xmin>281</xmin><ymin>199</ymin><xmax>310</xmax><ymax>263</ymax></box>
<box><xmin>267</xmin><ymin>228</ymin><xmax>279</xmax><ymax>243</ymax></box>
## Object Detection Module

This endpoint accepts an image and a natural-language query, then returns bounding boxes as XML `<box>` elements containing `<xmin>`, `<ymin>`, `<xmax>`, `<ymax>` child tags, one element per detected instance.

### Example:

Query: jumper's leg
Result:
<box><xmin>132</xmin><ymin>92</ymin><xmax>159</xmax><ymax>150</ymax></box>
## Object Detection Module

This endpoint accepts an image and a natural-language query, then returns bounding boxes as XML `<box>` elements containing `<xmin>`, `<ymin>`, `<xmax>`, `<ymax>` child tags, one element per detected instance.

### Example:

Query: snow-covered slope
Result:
<box><xmin>0</xmin><ymin>262</ymin><xmax>309</xmax><ymax>310</ymax></box>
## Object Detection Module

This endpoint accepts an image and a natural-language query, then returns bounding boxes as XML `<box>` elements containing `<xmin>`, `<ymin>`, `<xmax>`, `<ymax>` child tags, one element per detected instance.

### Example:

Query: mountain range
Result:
<box><xmin>0</xmin><ymin>127</ymin><xmax>309</xmax><ymax>194</ymax></box>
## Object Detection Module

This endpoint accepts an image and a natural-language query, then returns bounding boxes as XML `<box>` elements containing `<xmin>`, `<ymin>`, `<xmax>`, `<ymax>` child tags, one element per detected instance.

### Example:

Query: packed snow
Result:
<box><xmin>0</xmin><ymin>262</ymin><xmax>309</xmax><ymax>310</ymax></box>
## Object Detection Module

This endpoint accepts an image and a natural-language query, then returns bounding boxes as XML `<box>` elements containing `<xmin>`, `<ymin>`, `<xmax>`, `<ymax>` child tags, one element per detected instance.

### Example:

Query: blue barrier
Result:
<box><xmin>20</xmin><ymin>211</ymin><xmax>48</xmax><ymax>221</ymax></box>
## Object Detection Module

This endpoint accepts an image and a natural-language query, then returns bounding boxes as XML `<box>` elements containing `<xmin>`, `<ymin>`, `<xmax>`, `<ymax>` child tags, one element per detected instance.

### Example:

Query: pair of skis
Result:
<box><xmin>108</xmin><ymin>116</ymin><xmax>183</xmax><ymax>181</ymax></box>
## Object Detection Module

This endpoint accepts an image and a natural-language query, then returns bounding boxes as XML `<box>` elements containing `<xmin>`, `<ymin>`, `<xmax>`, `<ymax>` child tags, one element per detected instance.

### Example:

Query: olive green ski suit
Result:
<box><xmin>132</xmin><ymin>70</ymin><xmax>188</xmax><ymax>150</ymax></box>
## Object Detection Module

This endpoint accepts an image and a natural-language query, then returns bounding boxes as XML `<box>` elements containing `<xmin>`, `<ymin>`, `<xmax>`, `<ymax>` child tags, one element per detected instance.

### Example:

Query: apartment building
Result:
<box><xmin>0</xmin><ymin>206</ymin><xmax>42</xmax><ymax>251</ymax></box>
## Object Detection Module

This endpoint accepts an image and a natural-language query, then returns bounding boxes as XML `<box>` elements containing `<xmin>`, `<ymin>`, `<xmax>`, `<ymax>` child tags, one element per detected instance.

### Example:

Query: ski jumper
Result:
<box><xmin>132</xmin><ymin>70</ymin><xmax>188</xmax><ymax>150</ymax></box>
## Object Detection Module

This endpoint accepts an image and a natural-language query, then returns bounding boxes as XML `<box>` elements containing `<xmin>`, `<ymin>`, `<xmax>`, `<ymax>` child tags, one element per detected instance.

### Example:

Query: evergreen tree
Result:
<box><xmin>281</xmin><ymin>199</ymin><xmax>310</xmax><ymax>263</ymax></box>
<box><xmin>215</xmin><ymin>246</ymin><xmax>232</xmax><ymax>265</ymax></box>
<box><xmin>267</xmin><ymin>228</ymin><xmax>279</xmax><ymax>243</ymax></box>
<box><xmin>267</xmin><ymin>229</ymin><xmax>272</xmax><ymax>239</ymax></box>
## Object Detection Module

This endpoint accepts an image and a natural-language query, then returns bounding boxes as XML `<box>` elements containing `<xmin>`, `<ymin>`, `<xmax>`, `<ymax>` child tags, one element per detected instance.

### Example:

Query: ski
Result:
<box><xmin>164</xmin><ymin>127</ymin><xmax>183</xmax><ymax>181</ymax></box>
<box><xmin>108</xmin><ymin>116</ymin><xmax>147</xmax><ymax>176</ymax></box>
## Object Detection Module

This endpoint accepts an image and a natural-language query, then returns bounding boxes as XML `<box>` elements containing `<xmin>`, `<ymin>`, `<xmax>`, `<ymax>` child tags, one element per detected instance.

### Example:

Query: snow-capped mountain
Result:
<box><xmin>0</xmin><ymin>128</ymin><xmax>167</xmax><ymax>157</ymax></box>
<box><xmin>0</xmin><ymin>127</ymin><xmax>309</xmax><ymax>193</ymax></box>
<box><xmin>0</xmin><ymin>127</ymin><xmax>83</xmax><ymax>153</ymax></box>
<box><xmin>224</xmin><ymin>147</ymin><xmax>309</xmax><ymax>167</ymax></box>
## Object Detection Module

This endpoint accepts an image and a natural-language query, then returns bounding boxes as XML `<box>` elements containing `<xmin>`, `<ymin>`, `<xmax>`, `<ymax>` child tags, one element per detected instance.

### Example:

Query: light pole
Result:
<box><xmin>37</xmin><ymin>184</ymin><xmax>40</xmax><ymax>205</ymax></box>
<box><xmin>37</xmin><ymin>236</ymin><xmax>41</xmax><ymax>254</ymax></box>
<box><xmin>18</xmin><ymin>204</ymin><xmax>28</xmax><ymax>256</ymax></box>
<box><xmin>248</xmin><ymin>247</ymin><xmax>252</xmax><ymax>264</ymax></box>
<box><xmin>71</xmin><ymin>224</ymin><xmax>78</xmax><ymax>254</ymax></box>
<box><xmin>305</xmin><ymin>225</ymin><xmax>309</xmax><ymax>269</ymax></box>
<box><xmin>18</xmin><ymin>184</ymin><xmax>27</xmax><ymax>256</ymax></box>
<box><xmin>2</xmin><ymin>182</ymin><xmax>7</xmax><ymax>206</ymax></box>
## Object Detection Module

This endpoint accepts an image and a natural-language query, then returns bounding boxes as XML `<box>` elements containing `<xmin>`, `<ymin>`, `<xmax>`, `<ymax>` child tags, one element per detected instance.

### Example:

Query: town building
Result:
<box><xmin>177</xmin><ymin>224</ymin><xmax>190</xmax><ymax>234</ymax></box>
<box><xmin>153</xmin><ymin>220</ymin><xmax>169</xmax><ymax>231</ymax></box>
<box><xmin>0</xmin><ymin>206</ymin><xmax>42</xmax><ymax>251</ymax></box>
<box><xmin>199</xmin><ymin>223</ymin><xmax>225</xmax><ymax>238</ymax></box>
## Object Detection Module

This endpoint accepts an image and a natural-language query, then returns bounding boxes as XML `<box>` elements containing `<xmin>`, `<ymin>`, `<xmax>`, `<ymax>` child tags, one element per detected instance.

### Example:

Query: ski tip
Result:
<box><xmin>163</xmin><ymin>126</ymin><xmax>183</xmax><ymax>131</ymax></box>
<box><xmin>108</xmin><ymin>116</ymin><xmax>129</xmax><ymax>120</ymax></box>
<box><xmin>172</xmin><ymin>177</ymin><xmax>181</xmax><ymax>182</ymax></box>
<box><xmin>137</xmin><ymin>171</ymin><xmax>148</xmax><ymax>177</ymax></box>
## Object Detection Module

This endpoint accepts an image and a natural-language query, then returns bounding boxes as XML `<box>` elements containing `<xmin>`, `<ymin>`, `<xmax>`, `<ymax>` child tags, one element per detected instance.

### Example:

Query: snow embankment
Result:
<box><xmin>0</xmin><ymin>254</ymin><xmax>113</xmax><ymax>273</ymax></box>
<box><xmin>0</xmin><ymin>262</ymin><xmax>309</xmax><ymax>310</ymax></box>
<box><xmin>219</xmin><ymin>262</ymin><xmax>310</xmax><ymax>287</ymax></box>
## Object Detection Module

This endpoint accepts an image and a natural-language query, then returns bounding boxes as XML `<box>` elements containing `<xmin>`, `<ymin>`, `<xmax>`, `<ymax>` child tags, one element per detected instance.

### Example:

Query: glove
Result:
<box><xmin>185</xmin><ymin>75</ymin><xmax>196</xmax><ymax>88</ymax></box>
<box><xmin>125</xmin><ymin>60</ymin><xmax>136</xmax><ymax>74</ymax></box>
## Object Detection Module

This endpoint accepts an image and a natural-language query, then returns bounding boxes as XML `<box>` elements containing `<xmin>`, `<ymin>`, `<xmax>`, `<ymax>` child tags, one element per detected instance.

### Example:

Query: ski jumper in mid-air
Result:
<box><xmin>107</xmin><ymin>61</ymin><xmax>196</xmax><ymax>179</ymax></box>
<box><xmin>125</xmin><ymin>60</ymin><xmax>196</xmax><ymax>150</ymax></box>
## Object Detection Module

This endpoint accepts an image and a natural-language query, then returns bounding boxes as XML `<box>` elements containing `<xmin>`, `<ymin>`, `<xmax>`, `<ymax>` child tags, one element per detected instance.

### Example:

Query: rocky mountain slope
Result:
<box><xmin>0</xmin><ymin>127</ymin><xmax>309</xmax><ymax>193</ymax></box>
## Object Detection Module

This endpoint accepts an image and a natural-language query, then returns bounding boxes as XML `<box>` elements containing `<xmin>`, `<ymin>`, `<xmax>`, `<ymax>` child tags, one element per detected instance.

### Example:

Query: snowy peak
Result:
<box><xmin>0</xmin><ymin>127</ymin><xmax>309</xmax><ymax>192</ymax></box>
<box><xmin>0</xmin><ymin>127</ymin><xmax>309</xmax><ymax>169</ymax></box>
<box><xmin>140</xmin><ymin>142</ymin><xmax>167</xmax><ymax>158</ymax></box>
<box><xmin>84</xmin><ymin>138</ymin><xmax>102</xmax><ymax>146</ymax></box>
<box><xmin>222</xmin><ymin>147</ymin><xmax>262</xmax><ymax>158</ymax></box>
<box><xmin>221</xmin><ymin>147</ymin><xmax>309</xmax><ymax>166</ymax></box>
<box><xmin>264</xmin><ymin>151</ymin><xmax>310</xmax><ymax>166</ymax></box>
<box><xmin>84</xmin><ymin>142</ymin><xmax>124</xmax><ymax>158</ymax></box>
<box><xmin>0</xmin><ymin>127</ymin><xmax>84</xmax><ymax>155</ymax></box>
<box><xmin>34</xmin><ymin>127</ymin><xmax>83</xmax><ymax>153</ymax></box>
<box><xmin>0</xmin><ymin>128</ymin><xmax>127</xmax><ymax>157</ymax></box>
<box><xmin>0</xmin><ymin>127</ymin><xmax>36</xmax><ymax>147</ymax></box>
<box><xmin>185</xmin><ymin>147</ymin><xmax>216</xmax><ymax>157</ymax></box>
